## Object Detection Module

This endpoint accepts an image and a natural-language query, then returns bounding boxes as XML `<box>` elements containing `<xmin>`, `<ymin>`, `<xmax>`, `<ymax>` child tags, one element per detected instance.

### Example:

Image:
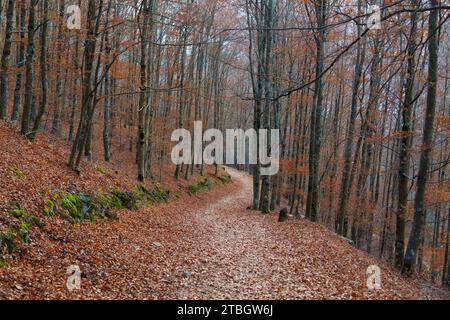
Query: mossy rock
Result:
<box><xmin>188</xmin><ymin>178</ymin><xmax>211</xmax><ymax>195</ymax></box>
<box><xmin>61</xmin><ymin>193</ymin><xmax>85</xmax><ymax>220</ymax></box>
<box><xmin>110</xmin><ymin>189</ymin><xmax>138</xmax><ymax>211</ymax></box>
<box><xmin>136</xmin><ymin>184</ymin><xmax>171</xmax><ymax>204</ymax></box>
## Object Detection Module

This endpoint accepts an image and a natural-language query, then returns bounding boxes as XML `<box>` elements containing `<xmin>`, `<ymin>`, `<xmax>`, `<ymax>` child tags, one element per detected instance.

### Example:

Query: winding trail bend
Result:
<box><xmin>1</xmin><ymin>168</ymin><xmax>447</xmax><ymax>300</ymax></box>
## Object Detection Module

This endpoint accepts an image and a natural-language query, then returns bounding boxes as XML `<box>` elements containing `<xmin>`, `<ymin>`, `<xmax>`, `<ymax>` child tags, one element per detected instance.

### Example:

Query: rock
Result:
<box><xmin>183</xmin><ymin>271</ymin><xmax>193</xmax><ymax>278</ymax></box>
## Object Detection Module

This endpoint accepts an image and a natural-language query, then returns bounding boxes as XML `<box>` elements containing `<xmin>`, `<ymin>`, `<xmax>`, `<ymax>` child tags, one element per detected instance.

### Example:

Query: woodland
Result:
<box><xmin>0</xmin><ymin>0</ymin><xmax>449</xmax><ymax>299</ymax></box>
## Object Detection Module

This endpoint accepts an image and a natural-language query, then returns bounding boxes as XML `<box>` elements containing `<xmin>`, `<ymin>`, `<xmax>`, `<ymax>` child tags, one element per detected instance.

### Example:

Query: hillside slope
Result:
<box><xmin>0</xmin><ymin>123</ymin><xmax>448</xmax><ymax>300</ymax></box>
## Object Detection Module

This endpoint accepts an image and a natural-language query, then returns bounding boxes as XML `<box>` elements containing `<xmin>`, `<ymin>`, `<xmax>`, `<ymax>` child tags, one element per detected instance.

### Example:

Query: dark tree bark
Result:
<box><xmin>403</xmin><ymin>1</ymin><xmax>440</xmax><ymax>275</ymax></box>
<box><xmin>68</xmin><ymin>0</ymin><xmax>102</xmax><ymax>172</ymax></box>
<box><xmin>11</xmin><ymin>0</ymin><xmax>26</xmax><ymax>122</ymax></box>
<box><xmin>396</xmin><ymin>0</ymin><xmax>419</xmax><ymax>269</ymax></box>
<box><xmin>29</xmin><ymin>0</ymin><xmax>49</xmax><ymax>141</ymax></box>
<box><xmin>306</xmin><ymin>0</ymin><xmax>327</xmax><ymax>222</ymax></box>
<box><xmin>336</xmin><ymin>0</ymin><xmax>365</xmax><ymax>236</ymax></box>
<box><xmin>0</xmin><ymin>0</ymin><xmax>15</xmax><ymax>121</ymax></box>
<box><xmin>20</xmin><ymin>0</ymin><xmax>38</xmax><ymax>137</ymax></box>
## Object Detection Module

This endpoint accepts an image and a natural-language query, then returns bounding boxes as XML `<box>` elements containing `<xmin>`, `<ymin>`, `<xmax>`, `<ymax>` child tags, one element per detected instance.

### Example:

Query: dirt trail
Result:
<box><xmin>1</xmin><ymin>168</ymin><xmax>447</xmax><ymax>300</ymax></box>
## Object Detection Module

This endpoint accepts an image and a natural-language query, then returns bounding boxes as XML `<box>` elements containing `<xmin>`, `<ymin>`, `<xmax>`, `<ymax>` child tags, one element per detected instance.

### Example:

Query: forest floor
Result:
<box><xmin>0</xmin><ymin>123</ymin><xmax>449</xmax><ymax>300</ymax></box>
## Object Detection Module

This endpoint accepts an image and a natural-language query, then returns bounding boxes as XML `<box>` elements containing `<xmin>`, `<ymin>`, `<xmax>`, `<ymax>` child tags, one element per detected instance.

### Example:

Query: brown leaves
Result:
<box><xmin>0</xmin><ymin>122</ymin><xmax>447</xmax><ymax>300</ymax></box>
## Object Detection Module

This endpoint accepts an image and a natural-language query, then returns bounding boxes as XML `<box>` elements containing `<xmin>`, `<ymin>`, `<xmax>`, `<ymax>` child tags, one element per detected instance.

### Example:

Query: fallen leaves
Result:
<box><xmin>0</xmin><ymin>122</ymin><xmax>448</xmax><ymax>300</ymax></box>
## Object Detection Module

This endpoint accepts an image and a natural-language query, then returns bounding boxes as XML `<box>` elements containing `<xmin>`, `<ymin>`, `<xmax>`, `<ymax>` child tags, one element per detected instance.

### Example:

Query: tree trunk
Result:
<box><xmin>336</xmin><ymin>0</ymin><xmax>365</xmax><ymax>236</ymax></box>
<box><xmin>20</xmin><ymin>0</ymin><xmax>37</xmax><ymax>137</ymax></box>
<box><xmin>396</xmin><ymin>0</ymin><xmax>419</xmax><ymax>269</ymax></box>
<box><xmin>29</xmin><ymin>0</ymin><xmax>48</xmax><ymax>141</ymax></box>
<box><xmin>306</xmin><ymin>0</ymin><xmax>327</xmax><ymax>222</ymax></box>
<box><xmin>11</xmin><ymin>0</ymin><xmax>26</xmax><ymax>122</ymax></box>
<box><xmin>0</xmin><ymin>0</ymin><xmax>15</xmax><ymax>121</ymax></box>
<box><xmin>403</xmin><ymin>1</ymin><xmax>440</xmax><ymax>275</ymax></box>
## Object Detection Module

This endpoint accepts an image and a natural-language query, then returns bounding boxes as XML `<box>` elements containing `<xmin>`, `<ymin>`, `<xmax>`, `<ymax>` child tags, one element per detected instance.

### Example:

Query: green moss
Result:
<box><xmin>17</xmin><ymin>223</ymin><xmax>30</xmax><ymax>244</ymax></box>
<box><xmin>1</xmin><ymin>224</ymin><xmax>31</xmax><ymax>261</ymax></box>
<box><xmin>0</xmin><ymin>229</ymin><xmax>17</xmax><ymax>256</ymax></box>
<box><xmin>135</xmin><ymin>184</ymin><xmax>171</xmax><ymax>204</ymax></box>
<box><xmin>43</xmin><ymin>184</ymin><xmax>170</xmax><ymax>224</ymax></box>
<box><xmin>110</xmin><ymin>189</ymin><xmax>138</xmax><ymax>211</ymax></box>
<box><xmin>149</xmin><ymin>184</ymin><xmax>171</xmax><ymax>203</ymax></box>
<box><xmin>95</xmin><ymin>165</ymin><xmax>106</xmax><ymax>174</ymax></box>
<box><xmin>61</xmin><ymin>193</ymin><xmax>84</xmax><ymax>220</ymax></box>
<box><xmin>11</xmin><ymin>165</ymin><xmax>25</xmax><ymax>179</ymax></box>
<box><xmin>188</xmin><ymin>178</ymin><xmax>211</xmax><ymax>195</ymax></box>
<box><xmin>133</xmin><ymin>187</ymin><xmax>148</xmax><ymax>202</ymax></box>
<box><xmin>0</xmin><ymin>260</ymin><xmax>9</xmax><ymax>268</ymax></box>
<box><xmin>43</xmin><ymin>199</ymin><xmax>57</xmax><ymax>217</ymax></box>
<box><xmin>10</xmin><ymin>205</ymin><xmax>43</xmax><ymax>228</ymax></box>
<box><xmin>90</xmin><ymin>193</ymin><xmax>122</xmax><ymax>220</ymax></box>
<box><xmin>216</xmin><ymin>173</ymin><xmax>232</xmax><ymax>184</ymax></box>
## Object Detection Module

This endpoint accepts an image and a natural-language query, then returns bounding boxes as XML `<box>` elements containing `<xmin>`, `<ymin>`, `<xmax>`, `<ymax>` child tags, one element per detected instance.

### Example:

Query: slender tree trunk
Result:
<box><xmin>403</xmin><ymin>1</ymin><xmax>440</xmax><ymax>275</ymax></box>
<box><xmin>137</xmin><ymin>0</ymin><xmax>151</xmax><ymax>181</ymax></box>
<box><xmin>51</xmin><ymin>0</ymin><xmax>65</xmax><ymax>136</ymax></box>
<box><xmin>11</xmin><ymin>0</ymin><xmax>26</xmax><ymax>122</ymax></box>
<box><xmin>443</xmin><ymin>206</ymin><xmax>450</xmax><ymax>286</ymax></box>
<box><xmin>396</xmin><ymin>0</ymin><xmax>419</xmax><ymax>269</ymax></box>
<box><xmin>336</xmin><ymin>0</ymin><xmax>365</xmax><ymax>236</ymax></box>
<box><xmin>68</xmin><ymin>0</ymin><xmax>100</xmax><ymax>171</ymax></box>
<box><xmin>306</xmin><ymin>0</ymin><xmax>327</xmax><ymax>222</ymax></box>
<box><xmin>29</xmin><ymin>0</ymin><xmax>49</xmax><ymax>141</ymax></box>
<box><xmin>20</xmin><ymin>0</ymin><xmax>37</xmax><ymax>137</ymax></box>
<box><xmin>260</xmin><ymin>0</ymin><xmax>275</xmax><ymax>214</ymax></box>
<box><xmin>0</xmin><ymin>0</ymin><xmax>15</xmax><ymax>121</ymax></box>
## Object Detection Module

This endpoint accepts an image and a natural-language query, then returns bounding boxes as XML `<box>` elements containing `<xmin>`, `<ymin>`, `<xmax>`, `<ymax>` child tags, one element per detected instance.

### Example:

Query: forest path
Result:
<box><xmin>151</xmin><ymin>168</ymin><xmax>440</xmax><ymax>300</ymax></box>
<box><xmin>2</xmin><ymin>169</ymin><xmax>446</xmax><ymax>300</ymax></box>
